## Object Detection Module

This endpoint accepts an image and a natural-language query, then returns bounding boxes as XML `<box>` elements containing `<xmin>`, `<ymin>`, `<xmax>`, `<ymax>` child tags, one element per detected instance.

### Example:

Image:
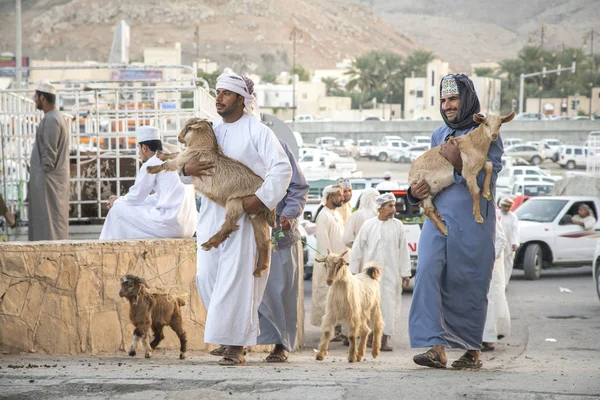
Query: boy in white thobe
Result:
<box><xmin>350</xmin><ymin>192</ymin><xmax>411</xmax><ymax>351</ymax></box>
<box><xmin>499</xmin><ymin>197</ymin><xmax>519</xmax><ymax>286</ymax></box>
<box><xmin>182</xmin><ymin>73</ymin><xmax>292</xmax><ymax>365</ymax></box>
<box><xmin>482</xmin><ymin>209</ymin><xmax>511</xmax><ymax>351</ymax></box>
<box><xmin>99</xmin><ymin>126</ymin><xmax>197</xmax><ymax>240</ymax></box>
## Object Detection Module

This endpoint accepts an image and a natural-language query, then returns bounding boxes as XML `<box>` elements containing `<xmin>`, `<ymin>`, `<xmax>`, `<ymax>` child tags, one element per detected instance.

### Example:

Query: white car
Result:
<box><xmin>504</xmin><ymin>144</ymin><xmax>546</xmax><ymax>165</ymax></box>
<box><xmin>314</xmin><ymin>136</ymin><xmax>337</xmax><ymax>149</ymax></box>
<box><xmin>556</xmin><ymin>146</ymin><xmax>588</xmax><ymax>170</ymax></box>
<box><xmin>496</xmin><ymin>166</ymin><xmax>560</xmax><ymax>188</ymax></box>
<box><xmin>411</xmin><ymin>136</ymin><xmax>431</xmax><ymax>146</ymax></box>
<box><xmin>514</xmin><ymin>196</ymin><xmax>600</xmax><ymax>280</ymax></box>
<box><xmin>392</xmin><ymin>144</ymin><xmax>430</xmax><ymax>163</ymax></box>
<box><xmin>592</xmin><ymin>240</ymin><xmax>600</xmax><ymax>302</ymax></box>
<box><xmin>503</xmin><ymin>138</ymin><xmax>523</xmax><ymax>148</ymax></box>
<box><xmin>496</xmin><ymin>181</ymin><xmax>555</xmax><ymax>205</ymax></box>
<box><xmin>515</xmin><ymin>112</ymin><xmax>544</xmax><ymax>120</ymax></box>
<box><xmin>370</xmin><ymin>139</ymin><xmax>410</xmax><ymax>162</ymax></box>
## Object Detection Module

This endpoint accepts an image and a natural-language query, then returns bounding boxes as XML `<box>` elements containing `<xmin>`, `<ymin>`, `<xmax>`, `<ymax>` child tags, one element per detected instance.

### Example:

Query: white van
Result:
<box><xmin>411</xmin><ymin>136</ymin><xmax>431</xmax><ymax>146</ymax></box>
<box><xmin>557</xmin><ymin>146</ymin><xmax>588</xmax><ymax>169</ymax></box>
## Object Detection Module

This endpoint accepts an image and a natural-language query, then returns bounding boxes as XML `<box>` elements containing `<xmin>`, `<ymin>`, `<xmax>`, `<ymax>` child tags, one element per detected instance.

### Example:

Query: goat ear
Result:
<box><xmin>501</xmin><ymin>111</ymin><xmax>516</xmax><ymax>123</ymax></box>
<box><xmin>138</xmin><ymin>278</ymin><xmax>150</xmax><ymax>288</ymax></box>
<box><xmin>327</xmin><ymin>249</ymin><xmax>331</xmax><ymax>255</ymax></box>
<box><xmin>473</xmin><ymin>113</ymin><xmax>486</xmax><ymax>123</ymax></box>
<box><xmin>190</xmin><ymin>123</ymin><xmax>204</xmax><ymax>130</ymax></box>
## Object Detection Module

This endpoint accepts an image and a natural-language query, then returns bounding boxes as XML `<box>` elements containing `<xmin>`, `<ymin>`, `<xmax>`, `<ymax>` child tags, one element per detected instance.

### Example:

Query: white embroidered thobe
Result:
<box><xmin>100</xmin><ymin>155</ymin><xmax>197</xmax><ymax>240</ymax></box>
<box><xmin>311</xmin><ymin>207</ymin><xmax>347</xmax><ymax>327</ymax></box>
<box><xmin>483</xmin><ymin>213</ymin><xmax>511</xmax><ymax>342</ymax></box>
<box><xmin>501</xmin><ymin>211</ymin><xmax>519</xmax><ymax>285</ymax></box>
<box><xmin>337</xmin><ymin>202</ymin><xmax>352</xmax><ymax>227</ymax></box>
<box><xmin>350</xmin><ymin>217</ymin><xmax>411</xmax><ymax>335</ymax></box>
<box><xmin>191</xmin><ymin>114</ymin><xmax>292</xmax><ymax>346</ymax></box>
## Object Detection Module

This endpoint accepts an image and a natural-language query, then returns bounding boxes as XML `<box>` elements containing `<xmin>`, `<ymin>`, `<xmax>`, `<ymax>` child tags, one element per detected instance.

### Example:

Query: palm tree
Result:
<box><xmin>402</xmin><ymin>50</ymin><xmax>435</xmax><ymax>77</ymax></box>
<box><xmin>321</xmin><ymin>77</ymin><xmax>343</xmax><ymax>96</ymax></box>
<box><xmin>345</xmin><ymin>52</ymin><xmax>380</xmax><ymax>94</ymax></box>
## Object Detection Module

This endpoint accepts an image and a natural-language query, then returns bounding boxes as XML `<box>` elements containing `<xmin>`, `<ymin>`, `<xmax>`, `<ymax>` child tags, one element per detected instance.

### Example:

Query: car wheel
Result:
<box><xmin>531</xmin><ymin>156</ymin><xmax>541</xmax><ymax>165</ymax></box>
<box><xmin>566</xmin><ymin>160</ymin><xmax>576</xmax><ymax>170</ymax></box>
<box><xmin>304</xmin><ymin>271</ymin><xmax>312</xmax><ymax>280</ymax></box>
<box><xmin>523</xmin><ymin>243</ymin><xmax>543</xmax><ymax>280</ymax></box>
<box><xmin>378</xmin><ymin>152</ymin><xmax>387</xmax><ymax>162</ymax></box>
<box><xmin>595</xmin><ymin>261</ymin><xmax>600</xmax><ymax>302</ymax></box>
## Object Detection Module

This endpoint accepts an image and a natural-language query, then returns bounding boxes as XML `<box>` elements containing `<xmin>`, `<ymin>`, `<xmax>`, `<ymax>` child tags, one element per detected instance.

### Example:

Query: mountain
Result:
<box><xmin>0</xmin><ymin>0</ymin><xmax>419</xmax><ymax>73</ymax></box>
<box><xmin>347</xmin><ymin>0</ymin><xmax>600</xmax><ymax>70</ymax></box>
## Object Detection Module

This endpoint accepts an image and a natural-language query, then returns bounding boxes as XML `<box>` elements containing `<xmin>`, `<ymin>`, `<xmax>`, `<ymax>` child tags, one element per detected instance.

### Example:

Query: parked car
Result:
<box><xmin>314</xmin><ymin>136</ymin><xmax>337</xmax><ymax>149</ymax></box>
<box><xmin>411</xmin><ymin>135</ymin><xmax>431</xmax><ymax>146</ymax></box>
<box><xmin>412</xmin><ymin>115</ymin><xmax>433</xmax><ymax>121</ymax></box>
<box><xmin>557</xmin><ymin>146</ymin><xmax>588</xmax><ymax>169</ymax></box>
<box><xmin>496</xmin><ymin>180</ymin><xmax>555</xmax><ymax>206</ymax></box>
<box><xmin>514</xmin><ymin>196</ymin><xmax>600</xmax><ymax>280</ymax></box>
<box><xmin>504</xmin><ymin>144</ymin><xmax>546</xmax><ymax>165</ymax></box>
<box><xmin>392</xmin><ymin>144</ymin><xmax>430</xmax><ymax>163</ymax></box>
<box><xmin>362</xmin><ymin>115</ymin><xmax>381</xmax><ymax>121</ymax></box>
<box><xmin>515</xmin><ymin>112</ymin><xmax>544</xmax><ymax>120</ymax></box>
<box><xmin>352</xmin><ymin>139</ymin><xmax>374</xmax><ymax>159</ymax></box>
<box><xmin>592</xmin><ymin>240</ymin><xmax>600</xmax><ymax>302</ymax></box>
<box><xmin>526</xmin><ymin>141</ymin><xmax>557</xmax><ymax>161</ymax></box>
<box><xmin>503</xmin><ymin>138</ymin><xmax>524</xmax><ymax>148</ymax></box>
<box><xmin>370</xmin><ymin>138</ymin><xmax>410</xmax><ymax>162</ymax></box>
<box><xmin>496</xmin><ymin>166</ymin><xmax>560</xmax><ymax>188</ymax></box>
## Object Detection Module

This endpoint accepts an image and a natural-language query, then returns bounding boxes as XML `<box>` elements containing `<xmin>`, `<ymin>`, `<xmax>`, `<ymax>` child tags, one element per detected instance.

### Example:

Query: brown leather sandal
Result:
<box><xmin>413</xmin><ymin>348</ymin><xmax>447</xmax><ymax>369</ymax></box>
<box><xmin>451</xmin><ymin>352</ymin><xmax>483</xmax><ymax>369</ymax></box>
<box><xmin>218</xmin><ymin>347</ymin><xmax>246</xmax><ymax>366</ymax></box>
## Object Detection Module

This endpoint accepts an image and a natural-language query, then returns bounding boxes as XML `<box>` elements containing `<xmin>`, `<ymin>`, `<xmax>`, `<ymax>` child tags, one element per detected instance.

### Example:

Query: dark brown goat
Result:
<box><xmin>119</xmin><ymin>275</ymin><xmax>187</xmax><ymax>359</ymax></box>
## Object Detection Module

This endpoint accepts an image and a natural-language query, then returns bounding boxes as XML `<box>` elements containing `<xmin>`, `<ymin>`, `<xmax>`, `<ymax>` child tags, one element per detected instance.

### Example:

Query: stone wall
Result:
<box><xmin>0</xmin><ymin>239</ymin><xmax>205</xmax><ymax>355</ymax></box>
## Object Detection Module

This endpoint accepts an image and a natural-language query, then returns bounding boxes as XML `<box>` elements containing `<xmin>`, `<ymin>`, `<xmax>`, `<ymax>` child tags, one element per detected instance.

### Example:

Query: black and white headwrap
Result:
<box><xmin>440</xmin><ymin>74</ymin><xmax>480</xmax><ymax>131</ymax></box>
<box><xmin>216</xmin><ymin>72</ymin><xmax>261</xmax><ymax>120</ymax></box>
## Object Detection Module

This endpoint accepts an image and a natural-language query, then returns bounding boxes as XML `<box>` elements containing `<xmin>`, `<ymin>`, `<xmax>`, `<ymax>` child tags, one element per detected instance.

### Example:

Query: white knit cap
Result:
<box><xmin>500</xmin><ymin>197</ymin><xmax>514</xmax><ymax>207</ymax></box>
<box><xmin>376</xmin><ymin>192</ymin><xmax>396</xmax><ymax>209</ymax></box>
<box><xmin>36</xmin><ymin>79</ymin><xmax>56</xmax><ymax>95</ymax></box>
<box><xmin>136</xmin><ymin>126</ymin><xmax>160</xmax><ymax>143</ymax></box>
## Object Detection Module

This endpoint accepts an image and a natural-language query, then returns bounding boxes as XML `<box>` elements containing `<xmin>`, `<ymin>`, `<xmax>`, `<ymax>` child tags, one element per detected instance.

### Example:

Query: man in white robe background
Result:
<box><xmin>375</xmin><ymin>171</ymin><xmax>400</xmax><ymax>191</ymax></box>
<box><xmin>99</xmin><ymin>126</ymin><xmax>197</xmax><ymax>240</ymax></box>
<box><xmin>343</xmin><ymin>188</ymin><xmax>379</xmax><ymax>248</ymax></box>
<box><xmin>336</xmin><ymin>178</ymin><xmax>353</xmax><ymax>226</ymax></box>
<box><xmin>311</xmin><ymin>184</ymin><xmax>347</xmax><ymax>335</ymax></box>
<box><xmin>482</xmin><ymin>209</ymin><xmax>511</xmax><ymax>351</ymax></box>
<box><xmin>182</xmin><ymin>73</ymin><xmax>292</xmax><ymax>365</ymax></box>
<box><xmin>499</xmin><ymin>197</ymin><xmax>519</xmax><ymax>286</ymax></box>
<box><xmin>350</xmin><ymin>192</ymin><xmax>411</xmax><ymax>351</ymax></box>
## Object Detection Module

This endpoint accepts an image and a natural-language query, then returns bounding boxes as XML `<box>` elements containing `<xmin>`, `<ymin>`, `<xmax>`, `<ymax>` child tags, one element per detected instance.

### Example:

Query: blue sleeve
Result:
<box><xmin>279</xmin><ymin>141</ymin><xmax>310</xmax><ymax>219</ymax></box>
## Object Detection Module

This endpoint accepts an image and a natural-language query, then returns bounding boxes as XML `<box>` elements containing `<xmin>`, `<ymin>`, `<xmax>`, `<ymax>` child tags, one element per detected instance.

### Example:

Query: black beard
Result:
<box><xmin>332</xmin><ymin>201</ymin><xmax>342</xmax><ymax>208</ymax></box>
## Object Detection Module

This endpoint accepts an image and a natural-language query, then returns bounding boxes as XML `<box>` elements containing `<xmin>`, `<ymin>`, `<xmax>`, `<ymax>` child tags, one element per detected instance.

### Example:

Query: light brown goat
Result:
<box><xmin>147</xmin><ymin>118</ymin><xmax>276</xmax><ymax>277</ymax></box>
<box><xmin>408</xmin><ymin>112</ymin><xmax>515</xmax><ymax>235</ymax></box>
<box><xmin>314</xmin><ymin>251</ymin><xmax>384</xmax><ymax>363</ymax></box>
<box><xmin>119</xmin><ymin>275</ymin><xmax>187</xmax><ymax>360</ymax></box>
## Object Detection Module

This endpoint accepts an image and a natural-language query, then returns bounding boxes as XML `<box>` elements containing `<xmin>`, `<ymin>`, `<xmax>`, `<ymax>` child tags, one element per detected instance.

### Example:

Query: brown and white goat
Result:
<box><xmin>408</xmin><ymin>112</ymin><xmax>515</xmax><ymax>235</ymax></box>
<box><xmin>119</xmin><ymin>275</ymin><xmax>187</xmax><ymax>360</ymax></box>
<box><xmin>146</xmin><ymin>118</ymin><xmax>276</xmax><ymax>277</ymax></box>
<box><xmin>315</xmin><ymin>251</ymin><xmax>384</xmax><ymax>363</ymax></box>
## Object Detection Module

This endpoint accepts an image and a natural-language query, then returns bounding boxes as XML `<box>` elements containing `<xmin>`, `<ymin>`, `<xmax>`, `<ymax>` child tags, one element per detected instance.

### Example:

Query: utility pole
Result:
<box><xmin>289</xmin><ymin>26</ymin><xmax>301</xmax><ymax>125</ymax></box>
<box><xmin>15</xmin><ymin>0</ymin><xmax>22</xmax><ymax>89</ymax></box>
<box><xmin>540</xmin><ymin>21</ymin><xmax>545</xmax><ymax>49</ymax></box>
<box><xmin>194</xmin><ymin>21</ymin><xmax>200</xmax><ymax>61</ymax></box>
<box><xmin>519</xmin><ymin>62</ymin><xmax>576</xmax><ymax>114</ymax></box>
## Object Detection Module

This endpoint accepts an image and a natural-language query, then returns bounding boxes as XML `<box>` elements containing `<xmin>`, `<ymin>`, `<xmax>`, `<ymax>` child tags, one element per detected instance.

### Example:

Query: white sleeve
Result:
<box><xmin>349</xmin><ymin>224</ymin><xmax>366</xmax><ymax>274</ymax></box>
<box><xmin>343</xmin><ymin>214</ymin><xmax>358</xmax><ymax>248</ymax></box>
<box><xmin>117</xmin><ymin>161</ymin><xmax>156</xmax><ymax>205</ymax></box>
<box><xmin>511</xmin><ymin>214</ymin><xmax>520</xmax><ymax>246</ymax></box>
<box><xmin>397</xmin><ymin>223</ymin><xmax>412</xmax><ymax>278</ymax></box>
<box><xmin>584</xmin><ymin>217</ymin><xmax>597</xmax><ymax>231</ymax></box>
<box><xmin>253</xmin><ymin>126</ymin><xmax>292</xmax><ymax>210</ymax></box>
<box><xmin>495</xmin><ymin>222</ymin><xmax>507</xmax><ymax>258</ymax></box>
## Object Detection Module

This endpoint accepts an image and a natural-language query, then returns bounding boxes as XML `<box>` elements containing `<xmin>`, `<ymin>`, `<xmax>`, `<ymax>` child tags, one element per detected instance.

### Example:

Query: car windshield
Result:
<box><xmin>515</xmin><ymin>199</ymin><xmax>568</xmax><ymax>222</ymax></box>
<box><xmin>522</xmin><ymin>185</ymin><xmax>554</xmax><ymax>196</ymax></box>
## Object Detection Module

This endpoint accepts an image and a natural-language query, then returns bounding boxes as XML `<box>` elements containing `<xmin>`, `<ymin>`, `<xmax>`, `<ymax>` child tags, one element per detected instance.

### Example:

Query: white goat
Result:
<box><xmin>408</xmin><ymin>112</ymin><xmax>515</xmax><ymax>235</ymax></box>
<box><xmin>314</xmin><ymin>251</ymin><xmax>384</xmax><ymax>363</ymax></box>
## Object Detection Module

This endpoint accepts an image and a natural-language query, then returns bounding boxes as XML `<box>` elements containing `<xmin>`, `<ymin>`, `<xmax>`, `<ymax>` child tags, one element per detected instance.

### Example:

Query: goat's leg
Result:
<box><xmin>149</xmin><ymin>325</ymin><xmax>165</xmax><ymax>350</ymax></box>
<box><xmin>251</xmin><ymin>217</ymin><xmax>271</xmax><ymax>277</ymax></box>
<box><xmin>481</xmin><ymin>161</ymin><xmax>493</xmax><ymax>200</ymax></box>
<box><xmin>347</xmin><ymin>325</ymin><xmax>358</xmax><ymax>363</ymax></box>
<box><xmin>371</xmin><ymin>307</ymin><xmax>384</xmax><ymax>359</ymax></box>
<box><xmin>147</xmin><ymin>159</ymin><xmax>180</xmax><ymax>174</ymax></box>
<box><xmin>129</xmin><ymin>325</ymin><xmax>149</xmax><ymax>357</ymax></box>
<box><xmin>142</xmin><ymin>333</ymin><xmax>153</xmax><ymax>359</ymax></box>
<box><xmin>357</xmin><ymin>322</ymin><xmax>371</xmax><ymax>361</ymax></box>
<box><xmin>422</xmin><ymin>197</ymin><xmax>447</xmax><ymax>236</ymax></box>
<box><xmin>170</xmin><ymin>312</ymin><xmax>188</xmax><ymax>360</ymax></box>
<box><xmin>465</xmin><ymin>174</ymin><xmax>484</xmax><ymax>223</ymax></box>
<box><xmin>316</xmin><ymin>316</ymin><xmax>336</xmax><ymax>361</ymax></box>
<box><xmin>201</xmin><ymin>199</ymin><xmax>244</xmax><ymax>251</ymax></box>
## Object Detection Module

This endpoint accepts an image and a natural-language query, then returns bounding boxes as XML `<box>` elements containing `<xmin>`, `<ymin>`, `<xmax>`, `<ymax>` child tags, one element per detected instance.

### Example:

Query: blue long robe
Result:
<box><xmin>408</xmin><ymin>124</ymin><xmax>503</xmax><ymax>350</ymax></box>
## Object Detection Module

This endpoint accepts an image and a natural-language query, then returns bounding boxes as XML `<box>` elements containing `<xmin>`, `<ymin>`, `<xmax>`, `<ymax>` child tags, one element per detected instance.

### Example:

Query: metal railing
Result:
<box><xmin>0</xmin><ymin>64</ymin><xmax>217</xmax><ymax>239</ymax></box>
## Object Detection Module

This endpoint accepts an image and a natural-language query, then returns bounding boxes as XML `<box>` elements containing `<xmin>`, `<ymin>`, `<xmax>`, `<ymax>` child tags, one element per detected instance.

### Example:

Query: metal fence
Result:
<box><xmin>0</xmin><ymin>64</ymin><xmax>217</xmax><ymax>238</ymax></box>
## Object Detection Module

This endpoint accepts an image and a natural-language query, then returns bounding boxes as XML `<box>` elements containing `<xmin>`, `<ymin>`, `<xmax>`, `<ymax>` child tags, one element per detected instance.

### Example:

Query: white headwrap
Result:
<box><xmin>499</xmin><ymin>197</ymin><xmax>514</xmax><ymax>207</ymax></box>
<box><xmin>337</xmin><ymin>178</ymin><xmax>351</xmax><ymax>189</ymax></box>
<box><xmin>375</xmin><ymin>192</ymin><xmax>396</xmax><ymax>209</ymax></box>
<box><xmin>358</xmin><ymin>188</ymin><xmax>380</xmax><ymax>214</ymax></box>
<box><xmin>216</xmin><ymin>72</ymin><xmax>261</xmax><ymax>120</ymax></box>
<box><xmin>321</xmin><ymin>184</ymin><xmax>342</xmax><ymax>206</ymax></box>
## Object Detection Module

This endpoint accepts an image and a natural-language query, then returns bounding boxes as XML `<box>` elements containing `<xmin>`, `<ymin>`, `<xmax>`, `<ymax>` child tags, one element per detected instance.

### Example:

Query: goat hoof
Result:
<box><xmin>483</xmin><ymin>193</ymin><xmax>492</xmax><ymax>201</ymax></box>
<box><xmin>475</xmin><ymin>216</ymin><xmax>484</xmax><ymax>223</ymax></box>
<box><xmin>180</xmin><ymin>353</ymin><xmax>186</xmax><ymax>360</ymax></box>
<box><xmin>145</xmin><ymin>352</ymin><xmax>152</xmax><ymax>359</ymax></box>
<box><xmin>200</xmin><ymin>242</ymin><xmax>213</xmax><ymax>251</ymax></box>
<box><xmin>316</xmin><ymin>352</ymin><xmax>325</xmax><ymax>361</ymax></box>
<box><xmin>128</xmin><ymin>350</ymin><xmax>136</xmax><ymax>357</ymax></box>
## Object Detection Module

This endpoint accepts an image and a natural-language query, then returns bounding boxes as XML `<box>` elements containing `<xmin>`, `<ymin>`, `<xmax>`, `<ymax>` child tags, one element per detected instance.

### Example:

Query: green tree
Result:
<box><xmin>402</xmin><ymin>50</ymin><xmax>435</xmax><ymax>77</ymax></box>
<box><xmin>197</xmin><ymin>70</ymin><xmax>221</xmax><ymax>89</ymax></box>
<box><xmin>261</xmin><ymin>73</ymin><xmax>277</xmax><ymax>84</ymax></box>
<box><xmin>291</xmin><ymin>64</ymin><xmax>310</xmax><ymax>82</ymax></box>
<box><xmin>473</xmin><ymin>67</ymin><xmax>496</xmax><ymax>77</ymax></box>
<box><xmin>321</xmin><ymin>76</ymin><xmax>343</xmax><ymax>96</ymax></box>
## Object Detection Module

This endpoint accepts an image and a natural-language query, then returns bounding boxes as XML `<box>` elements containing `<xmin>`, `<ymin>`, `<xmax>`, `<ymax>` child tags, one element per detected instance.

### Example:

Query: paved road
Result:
<box><xmin>0</xmin><ymin>267</ymin><xmax>598</xmax><ymax>399</ymax></box>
